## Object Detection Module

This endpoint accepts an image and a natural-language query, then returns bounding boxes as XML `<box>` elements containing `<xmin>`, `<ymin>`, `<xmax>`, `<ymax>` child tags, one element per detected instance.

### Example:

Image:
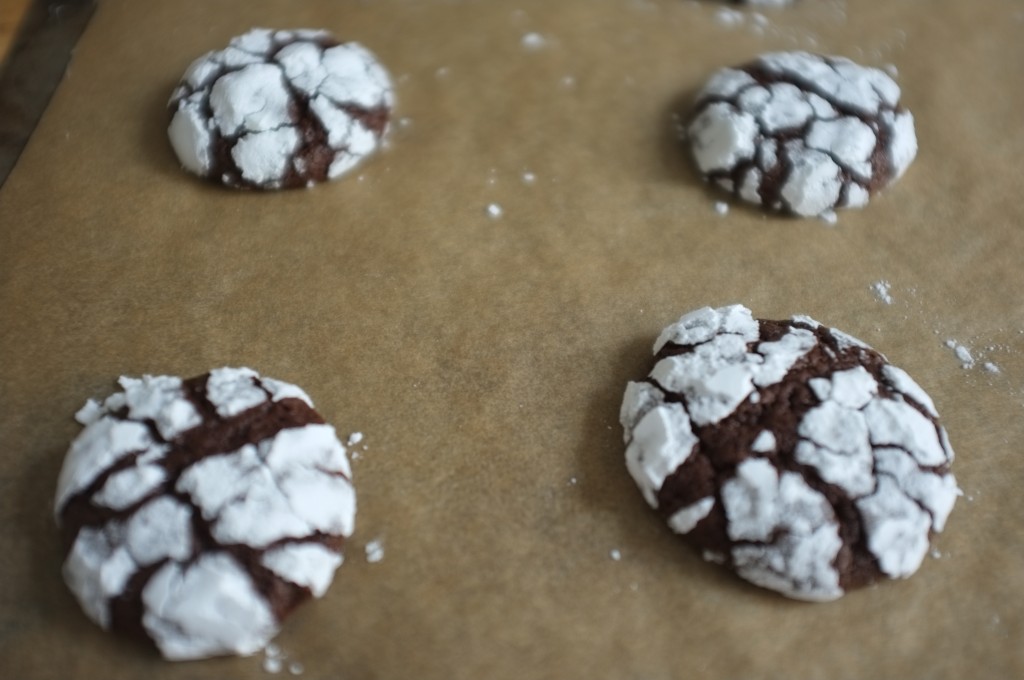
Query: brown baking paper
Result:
<box><xmin>1</xmin><ymin>1</ymin><xmax>1022</xmax><ymax>678</ymax></box>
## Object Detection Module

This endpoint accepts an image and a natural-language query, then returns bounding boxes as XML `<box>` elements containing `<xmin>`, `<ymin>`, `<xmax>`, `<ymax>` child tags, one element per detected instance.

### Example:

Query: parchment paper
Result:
<box><xmin>1</xmin><ymin>1</ymin><xmax>1022</xmax><ymax>678</ymax></box>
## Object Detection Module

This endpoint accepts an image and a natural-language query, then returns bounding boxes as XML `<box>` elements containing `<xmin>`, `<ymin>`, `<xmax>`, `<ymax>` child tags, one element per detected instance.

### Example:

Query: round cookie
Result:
<box><xmin>620</xmin><ymin>305</ymin><xmax>957</xmax><ymax>601</ymax></box>
<box><xmin>687</xmin><ymin>52</ymin><xmax>917</xmax><ymax>217</ymax></box>
<box><xmin>168</xmin><ymin>28</ymin><xmax>394</xmax><ymax>189</ymax></box>
<box><xmin>54</xmin><ymin>367</ymin><xmax>356</xmax><ymax>660</ymax></box>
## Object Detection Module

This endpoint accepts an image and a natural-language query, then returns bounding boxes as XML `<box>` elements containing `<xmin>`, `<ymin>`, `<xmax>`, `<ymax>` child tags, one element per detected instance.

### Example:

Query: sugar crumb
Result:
<box><xmin>714</xmin><ymin>201</ymin><xmax>729</xmax><ymax>216</ymax></box>
<box><xmin>347</xmin><ymin>432</ymin><xmax>364</xmax><ymax>446</ymax></box>
<box><xmin>944</xmin><ymin>339</ymin><xmax>976</xmax><ymax>368</ymax></box>
<box><xmin>486</xmin><ymin>203</ymin><xmax>503</xmax><ymax>219</ymax></box>
<box><xmin>984</xmin><ymin>362</ymin><xmax>1000</xmax><ymax>374</ymax></box>
<box><xmin>609</xmin><ymin>549</ymin><xmax>622</xmax><ymax>561</ymax></box>
<box><xmin>819</xmin><ymin>210</ymin><xmax>838</xmax><ymax>225</ymax></box>
<box><xmin>871</xmin><ymin>280</ymin><xmax>893</xmax><ymax>305</ymax></box>
<box><xmin>715</xmin><ymin>8</ymin><xmax>745</xmax><ymax>28</ymax></box>
<box><xmin>521</xmin><ymin>32</ymin><xmax>546</xmax><ymax>50</ymax></box>
<box><xmin>671</xmin><ymin>112</ymin><xmax>687</xmax><ymax>140</ymax></box>
<box><xmin>522</xmin><ymin>171</ymin><xmax>536</xmax><ymax>184</ymax></box>
<box><xmin>365</xmin><ymin>539</ymin><xmax>385</xmax><ymax>563</ymax></box>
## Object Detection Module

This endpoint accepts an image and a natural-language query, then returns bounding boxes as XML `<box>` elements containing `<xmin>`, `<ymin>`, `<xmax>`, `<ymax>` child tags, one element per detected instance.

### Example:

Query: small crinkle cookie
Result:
<box><xmin>620</xmin><ymin>305</ymin><xmax>956</xmax><ymax>601</ymax></box>
<box><xmin>168</xmin><ymin>28</ymin><xmax>393</xmax><ymax>189</ymax></box>
<box><xmin>55</xmin><ymin>367</ymin><xmax>356</xmax><ymax>660</ymax></box>
<box><xmin>687</xmin><ymin>51</ymin><xmax>917</xmax><ymax>217</ymax></box>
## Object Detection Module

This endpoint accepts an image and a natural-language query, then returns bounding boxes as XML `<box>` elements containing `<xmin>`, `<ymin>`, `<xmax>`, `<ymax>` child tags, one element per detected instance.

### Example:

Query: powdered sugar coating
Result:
<box><xmin>621</xmin><ymin>305</ymin><xmax>956</xmax><ymax>600</ymax></box>
<box><xmin>55</xmin><ymin>368</ymin><xmax>355</xmax><ymax>660</ymax></box>
<box><xmin>168</xmin><ymin>28</ymin><xmax>393</xmax><ymax>189</ymax></box>
<box><xmin>725</xmin><ymin>461</ymin><xmax>843</xmax><ymax>601</ymax></box>
<box><xmin>647</xmin><ymin>305</ymin><xmax>816</xmax><ymax>426</ymax></box>
<box><xmin>687</xmin><ymin>52</ymin><xmax>917</xmax><ymax>217</ymax></box>
<box><xmin>261</xmin><ymin>544</ymin><xmax>344</xmax><ymax>598</ymax></box>
<box><xmin>142</xmin><ymin>553</ymin><xmax>277</xmax><ymax>660</ymax></box>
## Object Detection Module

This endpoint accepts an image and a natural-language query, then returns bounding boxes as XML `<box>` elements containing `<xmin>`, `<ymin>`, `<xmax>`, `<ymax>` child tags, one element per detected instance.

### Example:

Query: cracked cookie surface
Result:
<box><xmin>620</xmin><ymin>305</ymin><xmax>956</xmax><ymax>601</ymax></box>
<box><xmin>687</xmin><ymin>52</ymin><xmax>916</xmax><ymax>217</ymax></box>
<box><xmin>55</xmin><ymin>367</ymin><xmax>355</xmax><ymax>660</ymax></box>
<box><xmin>168</xmin><ymin>28</ymin><xmax>393</xmax><ymax>190</ymax></box>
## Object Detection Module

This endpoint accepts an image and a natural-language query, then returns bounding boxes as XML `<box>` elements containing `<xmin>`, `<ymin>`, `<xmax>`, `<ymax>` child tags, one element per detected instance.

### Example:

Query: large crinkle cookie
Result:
<box><xmin>620</xmin><ymin>305</ymin><xmax>957</xmax><ymax>601</ymax></box>
<box><xmin>168</xmin><ymin>28</ymin><xmax>394</xmax><ymax>190</ymax></box>
<box><xmin>54</xmin><ymin>367</ymin><xmax>356</xmax><ymax>660</ymax></box>
<box><xmin>687</xmin><ymin>51</ymin><xmax>917</xmax><ymax>217</ymax></box>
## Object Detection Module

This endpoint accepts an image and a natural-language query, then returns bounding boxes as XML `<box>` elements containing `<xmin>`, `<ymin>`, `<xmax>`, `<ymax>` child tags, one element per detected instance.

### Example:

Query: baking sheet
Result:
<box><xmin>1</xmin><ymin>1</ymin><xmax>1023</xmax><ymax>678</ymax></box>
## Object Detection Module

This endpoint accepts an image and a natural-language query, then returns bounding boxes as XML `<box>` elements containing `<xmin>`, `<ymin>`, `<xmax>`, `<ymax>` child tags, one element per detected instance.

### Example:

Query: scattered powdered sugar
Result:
<box><xmin>486</xmin><ymin>203</ymin><xmax>503</xmax><ymax>219</ymax></box>
<box><xmin>945</xmin><ymin>339</ymin><xmax>975</xmax><ymax>368</ymax></box>
<box><xmin>347</xmin><ymin>432</ymin><xmax>364</xmax><ymax>446</ymax></box>
<box><xmin>671</xmin><ymin>112</ymin><xmax>687</xmax><ymax>141</ymax></box>
<box><xmin>710</xmin><ymin>5</ymin><xmax>791</xmax><ymax>39</ymax></box>
<box><xmin>714</xmin><ymin>8</ymin><xmax>745</xmax><ymax>28</ymax></box>
<box><xmin>262</xmin><ymin>643</ymin><xmax>304</xmax><ymax>675</ymax></box>
<box><xmin>714</xmin><ymin>201</ymin><xmax>729</xmax><ymax>216</ymax></box>
<box><xmin>872</xmin><ymin>280</ymin><xmax>893</xmax><ymax>304</ymax></box>
<box><xmin>984</xmin><ymin>362</ymin><xmax>1001</xmax><ymax>374</ymax></box>
<box><xmin>522</xmin><ymin>171</ymin><xmax>536</xmax><ymax>184</ymax></box>
<box><xmin>365</xmin><ymin>539</ymin><xmax>385</xmax><ymax>563</ymax></box>
<box><xmin>609</xmin><ymin>549</ymin><xmax>622</xmax><ymax>561</ymax></box>
<box><xmin>521</xmin><ymin>32</ymin><xmax>547</xmax><ymax>50</ymax></box>
<box><xmin>820</xmin><ymin>210</ymin><xmax>839</xmax><ymax>226</ymax></box>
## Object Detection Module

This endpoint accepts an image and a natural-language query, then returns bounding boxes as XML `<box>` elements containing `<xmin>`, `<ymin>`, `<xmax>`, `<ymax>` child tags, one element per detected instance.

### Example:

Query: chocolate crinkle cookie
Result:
<box><xmin>687</xmin><ymin>52</ymin><xmax>917</xmax><ymax>217</ymax></box>
<box><xmin>54</xmin><ymin>367</ymin><xmax>356</xmax><ymax>660</ymax></box>
<box><xmin>620</xmin><ymin>305</ymin><xmax>957</xmax><ymax>601</ymax></box>
<box><xmin>168</xmin><ymin>28</ymin><xmax>393</xmax><ymax>189</ymax></box>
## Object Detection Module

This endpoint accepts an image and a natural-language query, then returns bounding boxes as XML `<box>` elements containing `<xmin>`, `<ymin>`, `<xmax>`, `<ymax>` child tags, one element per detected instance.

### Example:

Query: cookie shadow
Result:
<box><xmin>653</xmin><ymin>87</ymin><xmax>704</xmax><ymax>187</ymax></box>
<box><xmin>570</xmin><ymin>333</ymin><xmax>701</xmax><ymax>557</ymax></box>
